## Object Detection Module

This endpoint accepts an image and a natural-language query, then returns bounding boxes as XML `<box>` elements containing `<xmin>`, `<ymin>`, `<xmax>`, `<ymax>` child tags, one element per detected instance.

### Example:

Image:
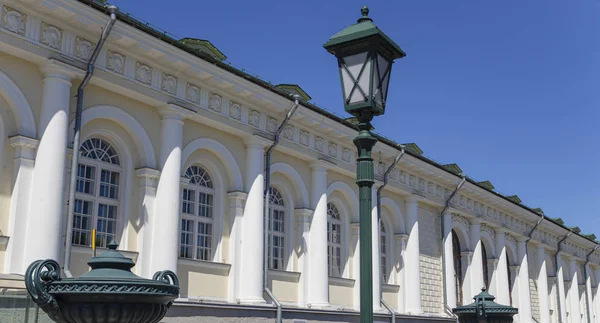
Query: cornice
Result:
<box><xmin>7</xmin><ymin>0</ymin><xmax>599</xmax><ymax>264</ymax></box>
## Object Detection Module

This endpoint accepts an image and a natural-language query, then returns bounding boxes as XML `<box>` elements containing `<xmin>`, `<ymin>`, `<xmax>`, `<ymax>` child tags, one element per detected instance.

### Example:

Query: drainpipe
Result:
<box><xmin>583</xmin><ymin>243</ymin><xmax>599</xmax><ymax>323</ymax></box>
<box><xmin>440</xmin><ymin>174</ymin><xmax>466</xmax><ymax>318</ymax></box>
<box><xmin>63</xmin><ymin>5</ymin><xmax>118</xmax><ymax>278</ymax></box>
<box><xmin>376</xmin><ymin>146</ymin><xmax>405</xmax><ymax>323</ymax></box>
<box><xmin>554</xmin><ymin>230</ymin><xmax>573</xmax><ymax>323</ymax></box>
<box><xmin>263</xmin><ymin>95</ymin><xmax>300</xmax><ymax>323</ymax></box>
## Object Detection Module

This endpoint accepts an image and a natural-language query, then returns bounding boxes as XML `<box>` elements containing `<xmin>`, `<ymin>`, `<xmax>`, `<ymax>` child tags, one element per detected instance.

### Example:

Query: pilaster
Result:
<box><xmin>135</xmin><ymin>167</ymin><xmax>160</xmax><ymax>278</ymax></box>
<box><xmin>228</xmin><ymin>191</ymin><xmax>247</xmax><ymax>303</ymax></box>
<box><xmin>395</xmin><ymin>233</ymin><xmax>408</xmax><ymax>313</ymax></box>
<box><xmin>404</xmin><ymin>194</ymin><xmax>422</xmax><ymax>314</ymax></box>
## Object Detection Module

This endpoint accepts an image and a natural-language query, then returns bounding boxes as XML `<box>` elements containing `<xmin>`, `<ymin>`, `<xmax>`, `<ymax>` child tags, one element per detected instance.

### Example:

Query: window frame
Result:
<box><xmin>267</xmin><ymin>186</ymin><xmax>286</xmax><ymax>270</ymax></box>
<box><xmin>179</xmin><ymin>165</ymin><xmax>216</xmax><ymax>262</ymax></box>
<box><xmin>327</xmin><ymin>202</ymin><xmax>344</xmax><ymax>278</ymax></box>
<box><xmin>72</xmin><ymin>138</ymin><xmax>122</xmax><ymax>249</ymax></box>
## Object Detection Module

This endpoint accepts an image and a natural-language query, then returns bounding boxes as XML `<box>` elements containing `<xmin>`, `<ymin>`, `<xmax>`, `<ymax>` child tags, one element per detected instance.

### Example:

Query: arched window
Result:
<box><xmin>380</xmin><ymin>221</ymin><xmax>388</xmax><ymax>283</ymax></box>
<box><xmin>452</xmin><ymin>230</ymin><xmax>463</xmax><ymax>305</ymax></box>
<box><xmin>73</xmin><ymin>138</ymin><xmax>121</xmax><ymax>248</ymax></box>
<box><xmin>327</xmin><ymin>202</ymin><xmax>343</xmax><ymax>277</ymax></box>
<box><xmin>267</xmin><ymin>187</ymin><xmax>285</xmax><ymax>270</ymax></box>
<box><xmin>482</xmin><ymin>243</ymin><xmax>490</xmax><ymax>290</ymax></box>
<box><xmin>180</xmin><ymin>165</ymin><xmax>214</xmax><ymax>261</ymax></box>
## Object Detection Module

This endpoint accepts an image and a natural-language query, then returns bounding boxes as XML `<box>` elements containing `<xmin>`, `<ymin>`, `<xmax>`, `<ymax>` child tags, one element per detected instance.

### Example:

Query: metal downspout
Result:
<box><xmin>583</xmin><ymin>243</ymin><xmax>600</xmax><ymax>323</ymax></box>
<box><xmin>376</xmin><ymin>146</ymin><xmax>405</xmax><ymax>323</ymax></box>
<box><xmin>554</xmin><ymin>231</ymin><xmax>573</xmax><ymax>323</ymax></box>
<box><xmin>63</xmin><ymin>5</ymin><xmax>118</xmax><ymax>278</ymax></box>
<box><xmin>263</xmin><ymin>95</ymin><xmax>300</xmax><ymax>323</ymax></box>
<box><xmin>440</xmin><ymin>174</ymin><xmax>466</xmax><ymax>319</ymax></box>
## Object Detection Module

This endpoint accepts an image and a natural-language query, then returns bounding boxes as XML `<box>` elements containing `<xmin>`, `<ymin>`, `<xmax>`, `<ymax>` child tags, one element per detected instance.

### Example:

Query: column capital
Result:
<box><xmin>158</xmin><ymin>104</ymin><xmax>189</xmax><ymax>121</ymax></box>
<box><xmin>351</xmin><ymin>222</ymin><xmax>360</xmax><ymax>233</ymax></box>
<box><xmin>294</xmin><ymin>208</ymin><xmax>314</xmax><ymax>223</ymax></box>
<box><xmin>39</xmin><ymin>59</ymin><xmax>79</xmax><ymax>81</ymax></box>
<box><xmin>310</xmin><ymin>159</ymin><xmax>333</xmax><ymax>172</ymax></box>
<box><xmin>9</xmin><ymin>135</ymin><xmax>38</xmax><ymax>159</ymax></box>
<box><xmin>461</xmin><ymin>251</ymin><xmax>474</xmax><ymax>257</ymax></box>
<box><xmin>509</xmin><ymin>265</ymin><xmax>521</xmax><ymax>271</ymax></box>
<box><xmin>516</xmin><ymin>236</ymin><xmax>529</xmax><ymax>243</ymax></box>
<box><xmin>135</xmin><ymin>167</ymin><xmax>160</xmax><ymax>188</ymax></box>
<box><xmin>227</xmin><ymin>190</ymin><xmax>248</xmax><ymax>200</ymax></box>
<box><xmin>488</xmin><ymin>258</ymin><xmax>499</xmax><ymax>265</ymax></box>
<box><xmin>394</xmin><ymin>233</ymin><xmax>409</xmax><ymax>242</ymax></box>
<box><xmin>405</xmin><ymin>193</ymin><xmax>424</xmax><ymax>204</ymax></box>
<box><xmin>470</xmin><ymin>218</ymin><xmax>482</xmax><ymax>225</ymax></box>
<box><xmin>244</xmin><ymin>134</ymin><xmax>271</xmax><ymax>149</ymax></box>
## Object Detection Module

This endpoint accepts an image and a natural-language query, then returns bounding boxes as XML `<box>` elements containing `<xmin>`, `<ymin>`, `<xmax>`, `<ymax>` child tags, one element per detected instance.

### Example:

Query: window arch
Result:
<box><xmin>482</xmin><ymin>243</ymin><xmax>490</xmax><ymax>290</ymax></box>
<box><xmin>452</xmin><ymin>230</ymin><xmax>463</xmax><ymax>305</ymax></box>
<box><xmin>73</xmin><ymin>138</ymin><xmax>121</xmax><ymax>248</ymax></box>
<box><xmin>380</xmin><ymin>221</ymin><xmax>389</xmax><ymax>283</ymax></box>
<box><xmin>327</xmin><ymin>202</ymin><xmax>343</xmax><ymax>277</ymax></box>
<box><xmin>180</xmin><ymin>165</ymin><xmax>214</xmax><ymax>261</ymax></box>
<box><xmin>267</xmin><ymin>186</ymin><xmax>285</xmax><ymax>270</ymax></box>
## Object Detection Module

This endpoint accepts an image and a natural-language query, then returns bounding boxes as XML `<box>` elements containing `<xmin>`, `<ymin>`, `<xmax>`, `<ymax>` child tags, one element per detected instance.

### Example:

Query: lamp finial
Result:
<box><xmin>358</xmin><ymin>5</ymin><xmax>372</xmax><ymax>23</ymax></box>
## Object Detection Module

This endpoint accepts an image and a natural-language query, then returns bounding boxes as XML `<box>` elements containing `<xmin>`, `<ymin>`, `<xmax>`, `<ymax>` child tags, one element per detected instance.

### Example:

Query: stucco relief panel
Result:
<box><xmin>135</xmin><ymin>62</ymin><xmax>153</xmax><ymax>84</ymax></box>
<box><xmin>41</xmin><ymin>22</ymin><xmax>62</xmax><ymax>49</ymax></box>
<box><xmin>75</xmin><ymin>37</ymin><xmax>94</xmax><ymax>60</ymax></box>
<box><xmin>186</xmin><ymin>83</ymin><xmax>201</xmax><ymax>104</ymax></box>
<box><xmin>2</xmin><ymin>6</ymin><xmax>26</xmax><ymax>35</ymax></box>
<box><xmin>107</xmin><ymin>50</ymin><xmax>125</xmax><ymax>74</ymax></box>
<box><xmin>162</xmin><ymin>73</ymin><xmax>177</xmax><ymax>95</ymax></box>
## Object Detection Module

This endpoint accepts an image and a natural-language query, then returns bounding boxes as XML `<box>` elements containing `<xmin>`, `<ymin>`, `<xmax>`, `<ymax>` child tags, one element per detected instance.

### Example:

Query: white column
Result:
<box><xmin>569</xmin><ymin>258</ymin><xmax>582</xmax><ymax>323</ymax></box>
<box><xmin>352</xmin><ymin>222</ymin><xmax>361</xmax><ymax>311</ymax></box>
<box><xmin>557</xmin><ymin>255</ymin><xmax>569</xmax><ymax>323</ymax></box>
<box><xmin>461</xmin><ymin>251</ymin><xmax>474</xmax><ymax>303</ymax></box>
<box><xmin>469</xmin><ymin>219</ymin><xmax>485</xmax><ymax>298</ymax></box>
<box><xmin>228</xmin><ymin>191</ymin><xmax>247</xmax><ymax>303</ymax></box>
<box><xmin>517</xmin><ymin>238</ymin><xmax>533</xmax><ymax>322</ymax></box>
<box><xmin>494</xmin><ymin>230</ymin><xmax>511</xmax><ymax>305</ymax></box>
<box><xmin>307</xmin><ymin>161</ymin><xmax>329</xmax><ymax>307</ymax></box>
<box><xmin>594</xmin><ymin>267</ymin><xmax>600</xmax><ymax>323</ymax></box>
<box><xmin>510</xmin><ymin>265</ymin><xmax>521</xmax><ymax>310</ymax></box>
<box><xmin>536</xmin><ymin>245</ymin><xmax>551</xmax><ymax>323</ymax></box>
<box><xmin>585</xmin><ymin>264</ymin><xmax>595</xmax><ymax>323</ymax></box>
<box><xmin>395</xmin><ymin>234</ymin><xmax>408</xmax><ymax>313</ymax></box>
<box><xmin>136</xmin><ymin>167</ymin><xmax>160</xmax><ymax>278</ymax></box>
<box><xmin>150</xmin><ymin>105</ymin><xmax>184</xmax><ymax>275</ymax></box>
<box><xmin>488</xmin><ymin>258</ymin><xmax>499</xmax><ymax>296</ymax></box>
<box><xmin>548</xmin><ymin>276</ymin><xmax>558</xmax><ymax>323</ymax></box>
<box><xmin>295</xmin><ymin>208</ymin><xmax>312</xmax><ymax>307</ymax></box>
<box><xmin>404</xmin><ymin>195</ymin><xmax>422</xmax><ymax>314</ymax></box>
<box><xmin>371</xmin><ymin>187</ymin><xmax>381</xmax><ymax>311</ymax></box>
<box><xmin>23</xmin><ymin>61</ymin><xmax>74</xmax><ymax>265</ymax></box>
<box><xmin>4</xmin><ymin>136</ymin><xmax>37</xmax><ymax>274</ymax></box>
<box><xmin>442</xmin><ymin>211</ymin><xmax>457</xmax><ymax>309</ymax></box>
<box><xmin>237</xmin><ymin>135</ymin><xmax>268</xmax><ymax>304</ymax></box>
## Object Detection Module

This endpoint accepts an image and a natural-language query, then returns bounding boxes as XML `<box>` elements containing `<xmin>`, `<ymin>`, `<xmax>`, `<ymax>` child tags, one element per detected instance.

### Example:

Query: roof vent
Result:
<box><xmin>275</xmin><ymin>84</ymin><xmax>311</xmax><ymax>101</ymax></box>
<box><xmin>532</xmin><ymin>207</ymin><xmax>544</xmax><ymax>215</ymax></box>
<box><xmin>179</xmin><ymin>38</ymin><xmax>227</xmax><ymax>61</ymax></box>
<box><xmin>443</xmin><ymin>163</ymin><xmax>463</xmax><ymax>175</ymax></box>
<box><xmin>506</xmin><ymin>195</ymin><xmax>522</xmax><ymax>204</ymax></box>
<box><xmin>403</xmin><ymin>143</ymin><xmax>423</xmax><ymax>155</ymax></box>
<box><xmin>477</xmin><ymin>181</ymin><xmax>495</xmax><ymax>190</ymax></box>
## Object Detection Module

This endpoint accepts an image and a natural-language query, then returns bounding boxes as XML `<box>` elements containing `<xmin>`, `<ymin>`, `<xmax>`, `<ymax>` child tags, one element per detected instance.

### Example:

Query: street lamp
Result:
<box><xmin>324</xmin><ymin>6</ymin><xmax>405</xmax><ymax>323</ymax></box>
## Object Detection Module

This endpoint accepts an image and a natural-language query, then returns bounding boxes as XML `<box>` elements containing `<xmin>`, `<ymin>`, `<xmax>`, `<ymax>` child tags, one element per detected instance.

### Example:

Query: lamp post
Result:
<box><xmin>324</xmin><ymin>6</ymin><xmax>405</xmax><ymax>323</ymax></box>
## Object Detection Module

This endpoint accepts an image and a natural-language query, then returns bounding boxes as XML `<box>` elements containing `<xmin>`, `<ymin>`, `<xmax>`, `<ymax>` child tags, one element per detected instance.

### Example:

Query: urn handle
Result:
<box><xmin>152</xmin><ymin>270</ymin><xmax>179</xmax><ymax>287</ymax></box>
<box><xmin>25</xmin><ymin>259</ymin><xmax>64</xmax><ymax>322</ymax></box>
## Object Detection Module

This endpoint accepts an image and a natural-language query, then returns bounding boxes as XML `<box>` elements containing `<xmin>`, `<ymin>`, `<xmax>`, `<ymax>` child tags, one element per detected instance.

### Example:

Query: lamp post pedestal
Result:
<box><xmin>354</xmin><ymin>117</ymin><xmax>378</xmax><ymax>323</ymax></box>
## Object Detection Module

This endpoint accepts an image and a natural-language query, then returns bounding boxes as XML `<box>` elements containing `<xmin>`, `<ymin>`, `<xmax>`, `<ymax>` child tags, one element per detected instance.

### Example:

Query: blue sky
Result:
<box><xmin>110</xmin><ymin>0</ymin><xmax>600</xmax><ymax>237</ymax></box>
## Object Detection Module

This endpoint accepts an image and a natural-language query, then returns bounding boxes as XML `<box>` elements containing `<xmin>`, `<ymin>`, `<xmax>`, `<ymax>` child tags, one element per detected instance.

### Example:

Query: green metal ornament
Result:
<box><xmin>452</xmin><ymin>288</ymin><xmax>518</xmax><ymax>323</ymax></box>
<box><xmin>25</xmin><ymin>241</ymin><xmax>179</xmax><ymax>323</ymax></box>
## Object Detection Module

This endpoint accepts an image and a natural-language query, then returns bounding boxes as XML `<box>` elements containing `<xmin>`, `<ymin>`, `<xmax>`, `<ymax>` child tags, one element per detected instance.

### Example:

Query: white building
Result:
<box><xmin>0</xmin><ymin>1</ymin><xmax>598</xmax><ymax>322</ymax></box>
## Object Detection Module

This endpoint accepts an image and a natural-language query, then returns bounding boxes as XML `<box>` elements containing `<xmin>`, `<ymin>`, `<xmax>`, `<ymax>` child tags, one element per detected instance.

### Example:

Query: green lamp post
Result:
<box><xmin>25</xmin><ymin>242</ymin><xmax>179</xmax><ymax>323</ymax></box>
<box><xmin>324</xmin><ymin>6</ymin><xmax>405</xmax><ymax>323</ymax></box>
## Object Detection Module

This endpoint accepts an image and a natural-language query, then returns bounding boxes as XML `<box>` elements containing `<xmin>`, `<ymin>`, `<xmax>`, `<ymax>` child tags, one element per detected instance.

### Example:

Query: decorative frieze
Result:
<box><xmin>342</xmin><ymin>148</ymin><xmax>351</xmax><ymax>163</ymax></box>
<box><xmin>40</xmin><ymin>22</ymin><xmax>62</xmax><ymax>49</ymax></box>
<box><xmin>135</xmin><ymin>62</ymin><xmax>152</xmax><ymax>84</ymax></box>
<box><xmin>248</xmin><ymin>110</ymin><xmax>260</xmax><ymax>128</ymax></box>
<box><xmin>106</xmin><ymin>50</ymin><xmax>125</xmax><ymax>74</ymax></box>
<box><xmin>328</xmin><ymin>142</ymin><xmax>337</xmax><ymax>157</ymax></box>
<box><xmin>186</xmin><ymin>83</ymin><xmax>201</xmax><ymax>104</ymax></box>
<box><xmin>161</xmin><ymin>73</ymin><xmax>177</xmax><ymax>95</ymax></box>
<box><xmin>315</xmin><ymin>137</ymin><xmax>324</xmax><ymax>152</ymax></box>
<box><xmin>2</xmin><ymin>6</ymin><xmax>26</xmax><ymax>35</ymax></box>
<box><xmin>300</xmin><ymin>130</ymin><xmax>310</xmax><ymax>147</ymax></box>
<box><xmin>267</xmin><ymin>117</ymin><xmax>278</xmax><ymax>133</ymax></box>
<box><xmin>75</xmin><ymin>37</ymin><xmax>94</xmax><ymax>60</ymax></box>
<box><xmin>229</xmin><ymin>102</ymin><xmax>242</xmax><ymax>120</ymax></box>
<box><xmin>283</xmin><ymin>125</ymin><xmax>294</xmax><ymax>141</ymax></box>
<box><xmin>209</xmin><ymin>93</ymin><xmax>222</xmax><ymax>112</ymax></box>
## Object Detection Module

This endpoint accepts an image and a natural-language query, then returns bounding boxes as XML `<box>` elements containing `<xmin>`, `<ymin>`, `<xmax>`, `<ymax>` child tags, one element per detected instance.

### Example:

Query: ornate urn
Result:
<box><xmin>452</xmin><ymin>288</ymin><xmax>518</xmax><ymax>323</ymax></box>
<box><xmin>25</xmin><ymin>242</ymin><xmax>179</xmax><ymax>323</ymax></box>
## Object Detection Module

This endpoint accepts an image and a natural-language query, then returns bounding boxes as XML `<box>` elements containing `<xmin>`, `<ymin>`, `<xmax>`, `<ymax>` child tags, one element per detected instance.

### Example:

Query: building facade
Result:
<box><xmin>0</xmin><ymin>1</ymin><xmax>598</xmax><ymax>322</ymax></box>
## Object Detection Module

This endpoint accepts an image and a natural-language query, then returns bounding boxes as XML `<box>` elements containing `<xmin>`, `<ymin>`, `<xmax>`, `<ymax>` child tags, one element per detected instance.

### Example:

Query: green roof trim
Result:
<box><xmin>77</xmin><ymin>0</ymin><xmax>600</xmax><ymax>247</ymax></box>
<box><xmin>583</xmin><ymin>233</ymin><xmax>597</xmax><ymax>241</ymax></box>
<box><xmin>477</xmin><ymin>181</ymin><xmax>495</xmax><ymax>190</ymax></box>
<box><xmin>506</xmin><ymin>195</ymin><xmax>522</xmax><ymax>204</ymax></box>
<box><xmin>443</xmin><ymin>164</ymin><xmax>463</xmax><ymax>175</ymax></box>
<box><xmin>275</xmin><ymin>84</ymin><xmax>312</xmax><ymax>101</ymax></box>
<box><xmin>179</xmin><ymin>38</ymin><xmax>227</xmax><ymax>61</ymax></box>
<box><xmin>570</xmin><ymin>226</ymin><xmax>582</xmax><ymax>234</ymax></box>
<box><xmin>402</xmin><ymin>143</ymin><xmax>423</xmax><ymax>155</ymax></box>
<box><xmin>532</xmin><ymin>208</ymin><xmax>544</xmax><ymax>215</ymax></box>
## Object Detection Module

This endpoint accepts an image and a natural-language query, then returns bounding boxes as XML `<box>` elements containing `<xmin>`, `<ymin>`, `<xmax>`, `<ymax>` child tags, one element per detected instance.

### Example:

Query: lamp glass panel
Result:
<box><xmin>372</xmin><ymin>57</ymin><xmax>382</xmax><ymax>106</ymax></box>
<box><xmin>377</xmin><ymin>54</ymin><xmax>391</xmax><ymax>102</ymax></box>
<box><xmin>342</xmin><ymin>52</ymin><xmax>372</xmax><ymax>104</ymax></box>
